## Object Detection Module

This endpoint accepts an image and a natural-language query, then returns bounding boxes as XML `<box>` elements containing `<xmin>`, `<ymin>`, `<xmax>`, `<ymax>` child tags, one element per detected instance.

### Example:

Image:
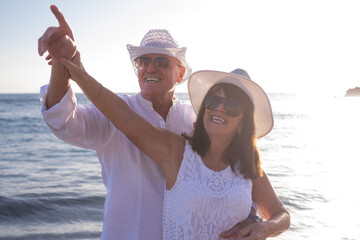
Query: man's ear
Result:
<box><xmin>177</xmin><ymin>66</ymin><xmax>185</xmax><ymax>84</ymax></box>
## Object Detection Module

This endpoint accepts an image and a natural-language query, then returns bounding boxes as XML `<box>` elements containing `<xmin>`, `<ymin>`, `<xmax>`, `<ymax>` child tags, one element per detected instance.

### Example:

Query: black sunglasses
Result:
<box><xmin>204</xmin><ymin>95</ymin><xmax>244</xmax><ymax>117</ymax></box>
<box><xmin>134</xmin><ymin>56</ymin><xmax>182</xmax><ymax>71</ymax></box>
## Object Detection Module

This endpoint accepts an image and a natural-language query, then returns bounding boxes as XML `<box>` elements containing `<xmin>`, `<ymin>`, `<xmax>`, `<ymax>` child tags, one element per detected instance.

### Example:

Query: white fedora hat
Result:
<box><xmin>127</xmin><ymin>29</ymin><xmax>191</xmax><ymax>83</ymax></box>
<box><xmin>188</xmin><ymin>69</ymin><xmax>274</xmax><ymax>138</ymax></box>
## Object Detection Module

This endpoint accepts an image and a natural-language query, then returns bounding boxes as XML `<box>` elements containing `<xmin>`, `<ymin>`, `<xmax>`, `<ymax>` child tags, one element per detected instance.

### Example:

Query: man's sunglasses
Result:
<box><xmin>204</xmin><ymin>95</ymin><xmax>244</xmax><ymax>117</ymax></box>
<box><xmin>134</xmin><ymin>56</ymin><xmax>182</xmax><ymax>71</ymax></box>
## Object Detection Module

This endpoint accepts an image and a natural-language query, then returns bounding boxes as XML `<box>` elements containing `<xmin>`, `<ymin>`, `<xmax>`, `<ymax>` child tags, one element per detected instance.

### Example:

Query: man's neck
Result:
<box><xmin>141</xmin><ymin>92</ymin><xmax>175</xmax><ymax>121</ymax></box>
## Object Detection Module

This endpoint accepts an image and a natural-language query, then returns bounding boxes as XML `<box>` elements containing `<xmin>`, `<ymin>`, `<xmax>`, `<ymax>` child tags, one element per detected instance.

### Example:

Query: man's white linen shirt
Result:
<box><xmin>40</xmin><ymin>85</ymin><xmax>196</xmax><ymax>240</ymax></box>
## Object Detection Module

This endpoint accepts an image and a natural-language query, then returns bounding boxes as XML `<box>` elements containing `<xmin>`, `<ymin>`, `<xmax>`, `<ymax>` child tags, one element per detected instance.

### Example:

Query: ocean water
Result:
<box><xmin>1</xmin><ymin>92</ymin><xmax>359</xmax><ymax>240</ymax></box>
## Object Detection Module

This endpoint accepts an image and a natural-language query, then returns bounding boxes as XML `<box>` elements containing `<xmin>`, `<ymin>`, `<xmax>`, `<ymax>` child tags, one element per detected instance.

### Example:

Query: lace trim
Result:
<box><xmin>163</xmin><ymin>141</ymin><xmax>253</xmax><ymax>240</ymax></box>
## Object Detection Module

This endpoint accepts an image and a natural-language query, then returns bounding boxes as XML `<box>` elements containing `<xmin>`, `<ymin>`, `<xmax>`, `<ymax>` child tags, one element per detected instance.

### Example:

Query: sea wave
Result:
<box><xmin>0</xmin><ymin>194</ymin><xmax>104</xmax><ymax>224</ymax></box>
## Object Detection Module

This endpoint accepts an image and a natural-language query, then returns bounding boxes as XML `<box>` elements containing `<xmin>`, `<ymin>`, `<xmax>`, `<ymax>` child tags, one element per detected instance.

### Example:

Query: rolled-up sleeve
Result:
<box><xmin>40</xmin><ymin>84</ymin><xmax>77</xmax><ymax>130</ymax></box>
<box><xmin>40</xmin><ymin>84</ymin><xmax>110</xmax><ymax>151</ymax></box>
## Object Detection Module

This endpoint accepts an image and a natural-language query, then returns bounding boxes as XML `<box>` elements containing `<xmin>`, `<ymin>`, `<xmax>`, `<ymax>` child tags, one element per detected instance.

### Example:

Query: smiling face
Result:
<box><xmin>188</xmin><ymin>83</ymin><xmax>259</xmax><ymax>178</ymax></box>
<box><xmin>203</xmin><ymin>88</ymin><xmax>244</xmax><ymax>140</ymax></box>
<box><xmin>189</xmin><ymin>83</ymin><xmax>256</xmax><ymax>158</ymax></box>
<box><xmin>137</xmin><ymin>54</ymin><xmax>185</xmax><ymax>101</ymax></box>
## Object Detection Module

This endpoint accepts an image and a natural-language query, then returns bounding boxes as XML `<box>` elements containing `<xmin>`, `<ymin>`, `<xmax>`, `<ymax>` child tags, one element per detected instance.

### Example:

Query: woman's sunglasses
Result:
<box><xmin>204</xmin><ymin>95</ymin><xmax>244</xmax><ymax>117</ymax></box>
<box><xmin>134</xmin><ymin>56</ymin><xmax>182</xmax><ymax>71</ymax></box>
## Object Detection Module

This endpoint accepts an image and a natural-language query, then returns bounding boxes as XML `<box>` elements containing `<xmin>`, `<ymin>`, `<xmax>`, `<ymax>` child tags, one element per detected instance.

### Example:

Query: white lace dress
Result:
<box><xmin>163</xmin><ymin>142</ymin><xmax>253</xmax><ymax>240</ymax></box>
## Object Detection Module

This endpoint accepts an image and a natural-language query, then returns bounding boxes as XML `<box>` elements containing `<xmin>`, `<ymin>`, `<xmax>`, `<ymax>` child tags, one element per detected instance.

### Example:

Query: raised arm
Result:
<box><xmin>59</xmin><ymin>51</ymin><xmax>185</xmax><ymax>189</ymax></box>
<box><xmin>45</xmin><ymin>35</ymin><xmax>76</xmax><ymax>109</ymax></box>
<box><xmin>38</xmin><ymin>5</ymin><xmax>76</xmax><ymax>109</ymax></box>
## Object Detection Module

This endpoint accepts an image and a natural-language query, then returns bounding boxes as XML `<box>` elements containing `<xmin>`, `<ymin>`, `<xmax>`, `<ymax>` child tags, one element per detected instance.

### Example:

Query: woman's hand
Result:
<box><xmin>60</xmin><ymin>47</ymin><xmax>103</xmax><ymax>102</ymax></box>
<box><xmin>220</xmin><ymin>220</ymin><xmax>269</xmax><ymax>239</ymax></box>
<box><xmin>59</xmin><ymin>49</ymin><xmax>86</xmax><ymax>83</ymax></box>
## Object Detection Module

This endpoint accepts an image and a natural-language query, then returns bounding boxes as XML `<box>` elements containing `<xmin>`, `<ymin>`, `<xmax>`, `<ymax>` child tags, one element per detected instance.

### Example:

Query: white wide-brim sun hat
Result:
<box><xmin>127</xmin><ymin>29</ymin><xmax>191</xmax><ymax>83</ymax></box>
<box><xmin>188</xmin><ymin>69</ymin><xmax>274</xmax><ymax>138</ymax></box>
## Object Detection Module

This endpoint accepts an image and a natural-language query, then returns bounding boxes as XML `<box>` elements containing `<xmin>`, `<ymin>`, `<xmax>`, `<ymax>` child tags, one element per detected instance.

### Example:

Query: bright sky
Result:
<box><xmin>1</xmin><ymin>0</ymin><xmax>359</xmax><ymax>96</ymax></box>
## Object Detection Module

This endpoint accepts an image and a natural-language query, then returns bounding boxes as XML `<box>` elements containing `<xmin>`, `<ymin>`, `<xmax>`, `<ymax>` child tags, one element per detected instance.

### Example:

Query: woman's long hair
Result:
<box><xmin>184</xmin><ymin>83</ymin><xmax>262</xmax><ymax>179</ymax></box>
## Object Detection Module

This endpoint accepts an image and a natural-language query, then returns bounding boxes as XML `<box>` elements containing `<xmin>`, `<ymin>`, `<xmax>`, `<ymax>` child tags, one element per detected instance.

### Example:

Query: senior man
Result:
<box><xmin>39</xmin><ymin>5</ymin><xmax>260</xmax><ymax>240</ymax></box>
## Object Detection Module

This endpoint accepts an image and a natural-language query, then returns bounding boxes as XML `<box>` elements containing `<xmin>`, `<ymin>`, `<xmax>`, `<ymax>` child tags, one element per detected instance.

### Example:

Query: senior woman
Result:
<box><xmin>60</xmin><ymin>50</ymin><xmax>290</xmax><ymax>239</ymax></box>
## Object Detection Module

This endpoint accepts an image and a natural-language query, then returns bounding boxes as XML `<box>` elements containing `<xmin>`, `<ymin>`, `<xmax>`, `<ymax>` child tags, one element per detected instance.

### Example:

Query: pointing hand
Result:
<box><xmin>38</xmin><ymin>5</ymin><xmax>75</xmax><ymax>63</ymax></box>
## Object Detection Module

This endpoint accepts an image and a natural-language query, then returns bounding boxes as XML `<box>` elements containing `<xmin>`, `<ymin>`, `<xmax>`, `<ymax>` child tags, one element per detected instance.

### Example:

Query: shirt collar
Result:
<box><xmin>135</xmin><ymin>93</ymin><xmax>180</xmax><ymax>109</ymax></box>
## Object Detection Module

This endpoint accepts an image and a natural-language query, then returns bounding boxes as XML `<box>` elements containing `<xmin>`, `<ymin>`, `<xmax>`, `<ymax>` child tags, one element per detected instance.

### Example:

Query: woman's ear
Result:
<box><xmin>237</xmin><ymin>127</ymin><xmax>242</xmax><ymax>135</ymax></box>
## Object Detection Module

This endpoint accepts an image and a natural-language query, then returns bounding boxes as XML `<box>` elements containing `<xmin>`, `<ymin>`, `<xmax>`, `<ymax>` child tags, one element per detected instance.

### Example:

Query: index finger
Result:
<box><xmin>50</xmin><ymin>5</ymin><xmax>74</xmax><ymax>40</ymax></box>
<box><xmin>50</xmin><ymin>5</ymin><xmax>66</xmax><ymax>27</ymax></box>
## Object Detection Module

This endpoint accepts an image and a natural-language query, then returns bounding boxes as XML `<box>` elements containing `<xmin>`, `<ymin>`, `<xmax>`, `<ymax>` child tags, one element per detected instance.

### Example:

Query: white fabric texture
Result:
<box><xmin>40</xmin><ymin>85</ymin><xmax>196</xmax><ymax>240</ymax></box>
<box><xmin>163</xmin><ymin>142</ymin><xmax>253</xmax><ymax>240</ymax></box>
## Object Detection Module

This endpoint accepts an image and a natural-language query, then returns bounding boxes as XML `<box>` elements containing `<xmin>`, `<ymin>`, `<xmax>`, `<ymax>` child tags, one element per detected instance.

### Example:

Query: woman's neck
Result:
<box><xmin>202</xmin><ymin>141</ymin><xmax>230</xmax><ymax>171</ymax></box>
